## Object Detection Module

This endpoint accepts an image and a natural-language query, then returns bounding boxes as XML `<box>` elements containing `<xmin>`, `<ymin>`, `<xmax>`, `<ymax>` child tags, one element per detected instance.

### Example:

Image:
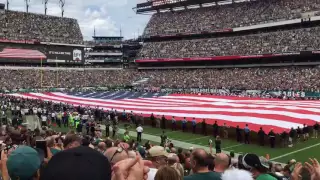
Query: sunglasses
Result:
<box><xmin>110</xmin><ymin>147</ymin><xmax>124</xmax><ymax>163</ymax></box>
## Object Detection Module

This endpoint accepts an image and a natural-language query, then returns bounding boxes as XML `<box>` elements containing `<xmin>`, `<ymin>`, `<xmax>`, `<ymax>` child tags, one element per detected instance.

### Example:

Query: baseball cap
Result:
<box><xmin>40</xmin><ymin>146</ymin><xmax>111</xmax><ymax>180</ymax></box>
<box><xmin>6</xmin><ymin>146</ymin><xmax>41</xmax><ymax>180</ymax></box>
<box><xmin>242</xmin><ymin>153</ymin><xmax>270</xmax><ymax>170</ymax></box>
<box><xmin>148</xmin><ymin>146</ymin><xmax>169</xmax><ymax>157</ymax></box>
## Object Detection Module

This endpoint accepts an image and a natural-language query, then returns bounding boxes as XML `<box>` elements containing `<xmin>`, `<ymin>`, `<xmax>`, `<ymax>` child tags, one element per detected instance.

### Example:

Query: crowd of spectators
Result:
<box><xmin>0</xmin><ymin>66</ymin><xmax>320</xmax><ymax>91</ymax></box>
<box><xmin>138</xmin><ymin>27</ymin><xmax>320</xmax><ymax>59</ymax></box>
<box><xmin>0</xmin><ymin>95</ymin><xmax>320</xmax><ymax>180</ymax></box>
<box><xmin>0</xmin><ymin>10</ymin><xmax>83</xmax><ymax>44</ymax></box>
<box><xmin>144</xmin><ymin>0</ymin><xmax>320</xmax><ymax>36</ymax></box>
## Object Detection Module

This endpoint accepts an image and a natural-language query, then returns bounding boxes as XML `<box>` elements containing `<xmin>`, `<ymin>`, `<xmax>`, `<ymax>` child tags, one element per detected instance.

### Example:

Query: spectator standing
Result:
<box><xmin>221</xmin><ymin>169</ymin><xmax>254</xmax><ymax>180</ymax></box>
<box><xmin>213</xmin><ymin>121</ymin><xmax>219</xmax><ymax>137</ymax></box>
<box><xmin>161</xmin><ymin>115</ymin><xmax>166</xmax><ymax>129</ymax></box>
<box><xmin>147</xmin><ymin>146</ymin><xmax>169</xmax><ymax>180</ymax></box>
<box><xmin>122</xmin><ymin>110</ymin><xmax>126</xmax><ymax>121</ymax></box>
<box><xmin>213</xmin><ymin>153</ymin><xmax>229</xmax><ymax>174</ymax></box>
<box><xmin>47</xmin><ymin>136</ymin><xmax>61</xmax><ymax>155</ymax></box>
<box><xmin>160</xmin><ymin>131</ymin><xmax>167</xmax><ymax>147</ymax></box>
<box><xmin>289</xmin><ymin>127</ymin><xmax>295</xmax><ymax>147</ymax></box>
<box><xmin>172</xmin><ymin>116</ymin><xmax>176</xmax><ymax>131</ymax></box>
<box><xmin>242</xmin><ymin>154</ymin><xmax>277</xmax><ymax>180</ymax></box>
<box><xmin>151</xmin><ymin>113</ymin><xmax>155</xmax><ymax>127</ymax></box>
<box><xmin>136</xmin><ymin>124</ymin><xmax>143</xmax><ymax>142</ymax></box>
<box><xmin>156</xmin><ymin>116</ymin><xmax>161</xmax><ymax>128</ymax></box>
<box><xmin>63</xmin><ymin>134</ymin><xmax>82</xmax><ymax>150</ymax></box>
<box><xmin>222</xmin><ymin>123</ymin><xmax>229</xmax><ymax>139</ymax></box>
<box><xmin>215</xmin><ymin>136</ymin><xmax>222</xmax><ymax>153</ymax></box>
<box><xmin>104</xmin><ymin>147</ymin><xmax>129</xmax><ymax>165</ymax></box>
<box><xmin>202</xmin><ymin>119</ymin><xmax>207</xmax><ymax>136</ymax></box>
<box><xmin>268</xmin><ymin>129</ymin><xmax>276</xmax><ymax>148</ymax></box>
<box><xmin>244</xmin><ymin>124</ymin><xmax>250</xmax><ymax>144</ymax></box>
<box><xmin>41</xmin><ymin>114</ymin><xmax>47</xmax><ymax>127</ymax></box>
<box><xmin>258</xmin><ymin>127</ymin><xmax>265</xmax><ymax>146</ymax></box>
<box><xmin>51</xmin><ymin>111</ymin><xmax>56</xmax><ymax>124</ymax></box>
<box><xmin>5</xmin><ymin>146</ymin><xmax>42</xmax><ymax>180</ymax></box>
<box><xmin>56</xmin><ymin>111</ymin><xmax>62</xmax><ymax>128</ymax></box>
<box><xmin>139</xmin><ymin>113</ymin><xmax>144</xmax><ymax>125</ymax></box>
<box><xmin>184</xmin><ymin>148</ymin><xmax>222</xmax><ymax>180</ymax></box>
<box><xmin>123</xmin><ymin>131</ymin><xmax>130</xmax><ymax>142</ymax></box>
<box><xmin>182</xmin><ymin>117</ymin><xmax>187</xmax><ymax>132</ymax></box>
<box><xmin>297</xmin><ymin>127</ymin><xmax>302</xmax><ymax>142</ymax></box>
<box><xmin>192</xmin><ymin>118</ymin><xmax>196</xmax><ymax>134</ymax></box>
<box><xmin>155</xmin><ymin>166</ymin><xmax>181</xmax><ymax>180</ymax></box>
<box><xmin>303</xmin><ymin>124</ymin><xmax>309</xmax><ymax>141</ymax></box>
<box><xmin>63</xmin><ymin>111</ymin><xmax>68</xmax><ymax>127</ymax></box>
<box><xmin>167</xmin><ymin>153</ymin><xmax>184</xmax><ymax>178</ymax></box>
<box><xmin>105</xmin><ymin>119</ymin><xmax>111</xmax><ymax>137</ymax></box>
<box><xmin>41</xmin><ymin>146</ymin><xmax>111</xmax><ymax>180</ymax></box>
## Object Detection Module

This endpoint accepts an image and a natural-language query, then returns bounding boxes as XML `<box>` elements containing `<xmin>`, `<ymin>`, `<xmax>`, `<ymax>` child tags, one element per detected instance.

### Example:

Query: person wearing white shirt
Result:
<box><xmin>41</xmin><ymin>115</ymin><xmax>47</xmax><ymax>127</ymax></box>
<box><xmin>147</xmin><ymin>146</ymin><xmax>169</xmax><ymax>180</ymax></box>
<box><xmin>33</xmin><ymin>107</ymin><xmax>37</xmax><ymax>115</ymax></box>
<box><xmin>51</xmin><ymin>112</ymin><xmax>56</xmax><ymax>123</ymax></box>
<box><xmin>136</xmin><ymin>125</ymin><xmax>143</xmax><ymax>142</ymax></box>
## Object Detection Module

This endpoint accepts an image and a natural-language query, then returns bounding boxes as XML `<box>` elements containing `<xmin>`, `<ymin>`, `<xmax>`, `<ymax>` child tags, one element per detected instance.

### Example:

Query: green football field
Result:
<box><xmin>53</xmin><ymin>124</ymin><xmax>320</xmax><ymax>164</ymax></box>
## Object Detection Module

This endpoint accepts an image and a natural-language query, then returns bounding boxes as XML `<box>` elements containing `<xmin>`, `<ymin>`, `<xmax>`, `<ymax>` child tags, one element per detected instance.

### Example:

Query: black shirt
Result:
<box><xmin>268</xmin><ymin>131</ymin><xmax>276</xmax><ymax>138</ymax></box>
<box><xmin>215</xmin><ymin>139</ymin><xmax>221</xmax><ymax>149</ymax></box>
<box><xmin>297</xmin><ymin>128</ymin><xmax>302</xmax><ymax>135</ymax></box>
<box><xmin>303</xmin><ymin>126</ymin><xmax>309</xmax><ymax>133</ymax></box>
<box><xmin>280</xmin><ymin>131</ymin><xmax>288</xmax><ymax>139</ymax></box>
<box><xmin>258</xmin><ymin>130</ymin><xmax>265</xmax><ymax>138</ymax></box>
<box><xmin>213</xmin><ymin>123</ymin><xmax>219</xmax><ymax>132</ymax></box>
<box><xmin>236</xmin><ymin>127</ymin><xmax>241</xmax><ymax>135</ymax></box>
<box><xmin>289</xmin><ymin>129</ymin><xmax>295</xmax><ymax>138</ymax></box>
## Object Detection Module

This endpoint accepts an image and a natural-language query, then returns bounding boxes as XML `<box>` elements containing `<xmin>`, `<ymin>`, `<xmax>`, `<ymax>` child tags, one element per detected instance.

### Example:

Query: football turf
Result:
<box><xmin>53</xmin><ymin>124</ymin><xmax>320</xmax><ymax>164</ymax></box>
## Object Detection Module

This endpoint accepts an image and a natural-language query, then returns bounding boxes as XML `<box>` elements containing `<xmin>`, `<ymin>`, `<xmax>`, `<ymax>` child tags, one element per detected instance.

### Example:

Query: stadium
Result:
<box><xmin>1</xmin><ymin>0</ymin><xmax>320</xmax><ymax>180</ymax></box>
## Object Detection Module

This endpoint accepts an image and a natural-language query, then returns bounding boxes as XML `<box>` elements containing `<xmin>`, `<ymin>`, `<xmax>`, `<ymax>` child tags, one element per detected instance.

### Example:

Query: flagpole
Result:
<box><xmin>56</xmin><ymin>56</ymin><xmax>58</xmax><ymax>87</ymax></box>
<box><xmin>40</xmin><ymin>58</ymin><xmax>43</xmax><ymax>89</ymax></box>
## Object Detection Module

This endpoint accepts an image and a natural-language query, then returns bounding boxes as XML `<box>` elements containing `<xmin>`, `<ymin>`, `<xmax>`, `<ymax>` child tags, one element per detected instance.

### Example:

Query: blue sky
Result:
<box><xmin>1</xmin><ymin>0</ymin><xmax>151</xmax><ymax>40</ymax></box>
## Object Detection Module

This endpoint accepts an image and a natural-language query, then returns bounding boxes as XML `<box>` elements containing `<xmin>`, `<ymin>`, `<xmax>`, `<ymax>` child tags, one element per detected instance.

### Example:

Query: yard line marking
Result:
<box><xmin>223</xmin><ymin>144</ymin><xmax>244</xmax><ymax>150</ymax></box>
<box><xmin>270</xmin><ymin>142</ymin><xmax>320</xmax><ymax>160</ymax></box>
<box><xmin>186</xmin><ymin>136</ymin><xmax>210</xmax><ymax>143</ymax></box>
<box><xmin>155</xmin><ymin>131</ymin><xmax>178</xmax><ymax>136</ymax></box>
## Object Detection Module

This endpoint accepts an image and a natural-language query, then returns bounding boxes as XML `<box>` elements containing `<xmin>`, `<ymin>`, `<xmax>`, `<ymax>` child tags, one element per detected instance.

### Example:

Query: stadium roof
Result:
<box><xmin>135</xmin><ymin>0</ymin><xmax>241</xmax><ymax>13</ymax></box>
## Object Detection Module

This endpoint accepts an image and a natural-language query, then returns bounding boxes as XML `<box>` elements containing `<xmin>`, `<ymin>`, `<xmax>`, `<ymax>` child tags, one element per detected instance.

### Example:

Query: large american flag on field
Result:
<box><xmin>0</xmin><ymin>48</ymin><xmax>46</xmax><ymax>59</ymax></box>
<box><xmin>9</xmin><ymin>91</ymin><xmax>320</xmax><ymax>133</ymax></box>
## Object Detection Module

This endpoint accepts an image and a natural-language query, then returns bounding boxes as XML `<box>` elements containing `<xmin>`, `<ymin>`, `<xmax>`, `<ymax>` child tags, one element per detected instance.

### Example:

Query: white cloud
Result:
<box><xmin>0</xmin><ymin>0</ymin><xmax>151</xmax><ymax>40</ymax></box>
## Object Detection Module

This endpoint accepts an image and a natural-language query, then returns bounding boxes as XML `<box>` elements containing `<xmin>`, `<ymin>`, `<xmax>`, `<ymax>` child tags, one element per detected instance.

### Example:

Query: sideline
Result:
<box><xmin>270</xmin><ymin>142</ymin><xmax>320</xmax><ymax>160</ymax></box>
<box><xmin>186</xmin><ymin>136</ymin><xmax>210</xmax><ymax>143</ymax></box>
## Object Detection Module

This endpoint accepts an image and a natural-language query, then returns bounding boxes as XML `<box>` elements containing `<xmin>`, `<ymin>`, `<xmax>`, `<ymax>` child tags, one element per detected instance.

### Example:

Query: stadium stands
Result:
<box><xmin>144</xmin><ymin>0</ymin><xmax>320</xmax><ymax>36</ymax></box>
<box><xmin>138</xmin><ymin>26</ymin><xmax>320</xmax><ymax>59</ymax></box>
<box><xmin>1</xmin><ymin>67</ymin><xmax>319</xmax><ymax>90</ymax></box>
<box><xmin>0</xmin><ymin>10</ymin><xmax>83</xmax><ymax>44</ymax></box>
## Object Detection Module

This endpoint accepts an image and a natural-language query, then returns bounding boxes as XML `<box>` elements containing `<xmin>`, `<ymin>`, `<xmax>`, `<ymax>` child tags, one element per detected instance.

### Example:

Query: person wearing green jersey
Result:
<box><xmin>123</xmin><ymin>131</ymin><xmax>130</xmax><ymax>142</ymax></box>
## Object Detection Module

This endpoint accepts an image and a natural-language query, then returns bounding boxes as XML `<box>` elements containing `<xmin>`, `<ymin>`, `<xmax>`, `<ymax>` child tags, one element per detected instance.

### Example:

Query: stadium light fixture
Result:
<box><xmin>43</xmin><ymin>0</ymin><xmax>49</xmax><ymax>15</ymax></box>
